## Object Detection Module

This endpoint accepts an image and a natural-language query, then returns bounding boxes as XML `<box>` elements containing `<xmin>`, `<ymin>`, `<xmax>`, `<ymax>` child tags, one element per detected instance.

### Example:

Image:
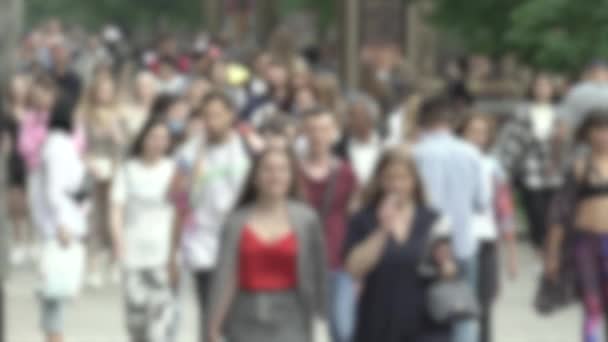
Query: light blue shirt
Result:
<box><xmin>413</xmin><ymin>130</ymin><xmax>486</xmax><ymax>259</ymax></box>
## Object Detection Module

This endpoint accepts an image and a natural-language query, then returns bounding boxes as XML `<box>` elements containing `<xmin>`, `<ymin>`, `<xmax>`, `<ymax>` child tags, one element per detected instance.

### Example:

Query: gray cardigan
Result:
<box><xmin>208</xmin><ymin>200</ymin><xmax>329</xmax><ymax>327</ymax></box>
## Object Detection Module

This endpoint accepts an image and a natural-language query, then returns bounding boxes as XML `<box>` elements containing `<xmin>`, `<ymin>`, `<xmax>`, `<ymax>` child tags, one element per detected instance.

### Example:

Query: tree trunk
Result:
<box><xmin>339</xmin><ymin>0</ymin><xmax>360</xmax><ymax>91</ymax></box>
<box><xmin>0</xmin><ymin>0</ymin><xmax>23</xmax><ymax>89</ymax></box>
<box><xmin>204</xmin><ymin>0</ymin><xmax>222</xmax><ymax>36</ymax></box>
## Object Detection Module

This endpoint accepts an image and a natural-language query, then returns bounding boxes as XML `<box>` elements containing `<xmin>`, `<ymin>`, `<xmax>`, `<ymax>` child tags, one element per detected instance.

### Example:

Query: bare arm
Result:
<box><xmin>168</xmin><ymin>168</ymin><xmax>190</xmax><ymax>288</ymax></box>
<box><xmin>543</xmin><ymin>159</ymin><xmax>582</xmax><ymax>280</ymax></box>
<box><xmin>544</xmin><ymin>224</ymin><xmax>565</xmax><ymax>280</ymax></box>
<box><xmin>207</xmin><ymin>221</ymin><xmax>238</xmax><ymax>342</ymax></box>
<box><xmin>109</xmin><ymin>203</ymin><xmax>125</xmax><ymax>261</ymax></box>
<box><xmin>345</xmin><ymin>229</ymin><xmax>388</xmax><ymax>280</ymax></box>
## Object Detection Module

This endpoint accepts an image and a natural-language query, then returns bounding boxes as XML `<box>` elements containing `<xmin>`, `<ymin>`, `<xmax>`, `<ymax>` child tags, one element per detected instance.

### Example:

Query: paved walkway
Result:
<box><xmin>6</xmin><ymin>244</ymin><xmax>579</xmax><ymax>342</ymax></box>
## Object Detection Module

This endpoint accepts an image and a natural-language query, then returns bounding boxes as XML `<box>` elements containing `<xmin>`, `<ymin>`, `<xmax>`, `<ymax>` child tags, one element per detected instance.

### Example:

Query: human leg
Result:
<box><xmin>519</xmin><ymin>187</ymin><xmax>547</xmax><ymax>250</ymax></box>
<box><xmin>477</xmin><ymin>242</ymin><xmax>498</xmax><ymax>342</ymax></box>
<box><xmin>40</xmin><ymin>298</ymin><xmax>65</xmax><ymax>342</ymax></box>
<box><xmin>124</xmin><ymin>268</ymin><xmax>175</xmax><ymax>342</ymax></box>
<box><xmin>8</xmin><ymin>186</ymin><xmax>29</xmax><ymax>266</ymax></box>
<box><xmin>329</xmin><ymin>270</ymin><xmax>356</xmax><ymax>342</ymax></box>
<box><xmin>193</xmin><ymin>270</ymin><xmax>214</xmax><ymax>342</ymax></box>
<box><xmin>452</xmin><ymin>257</ymin><xmax>480</xmax><ymax>342</ymax></box>
<box><xmin>574</xmin><ymin>233</ymin><xmax>603</xmax><ymax>342</ymax></box>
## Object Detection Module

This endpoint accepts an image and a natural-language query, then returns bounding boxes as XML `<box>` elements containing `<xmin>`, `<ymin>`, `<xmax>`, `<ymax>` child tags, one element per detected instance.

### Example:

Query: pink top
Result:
<box><xmin>18</xmin><ymin>110</ymin><xmax>50</xmax><ymax>171</ymax></box>
<box><xmin>18</xmin><ymin>110</ymin><xmax>87</xmax><ymax>172</ymax></box>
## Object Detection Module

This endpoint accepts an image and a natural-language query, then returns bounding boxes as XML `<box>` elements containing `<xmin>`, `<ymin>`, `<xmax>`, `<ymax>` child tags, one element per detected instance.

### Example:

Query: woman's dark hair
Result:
<box><xmin>48</xmin><ymin>94</ymin><xmax>77</xmax><ymax>132</ymax></box>
<box><xmin>158</xmin><ymin>55</ymin><xmax>179</xmax><ymax>71</ymax></box>
<box><xmin>362</xmin><ymin>147</ymin><xmax>426</xmax><ymax>208</ymax></box>
<box><xmin>150</xmin><ymin>93</ymin><xmax>179</xmax><ymax>120</ymax></box>
<box><xmin>259</xmin><ymin>114</ymin><xmax>292</xmax><ymax>136</ymax></box>
<box><xmin>25</xmin><ymin>73</ymin><xmax>57</xmax><ymax>108</ymax></box>
<box><xmin>576</xmin><ymin>109</ymin><xmax>608</xmax><ymax>143</ymax></box>
<box><xmin>0</xmin><ymin>97</ymin><xmax>16</xmax><ymax>151</ymax></box>
<box><xmin>456</xmin><ymin>112</ymin><xmax>497</xmax><ymax>151</ymax></box>
<box><xmin>417</xmin><ymin>95</ymin><xmax>452</xmax><ymax>128</ymax></box>
<box><xmin>235</xmin><ymin>147</ymin><xmax>301</xmax><ymax>208</ymax></box>
<box><xmin>130</xmin><ymin>116</ymin><xmax>170</xmax><ymax>157</ymax></box>
<box><xmin>199</xmin><ymin>90</ymin><xmax>235</xmax><ymax>114</ymax></box>
<box><xmin>526</xmin><ymin>73</ymin><xmax>558</xmax><ymax>103</ymax></box>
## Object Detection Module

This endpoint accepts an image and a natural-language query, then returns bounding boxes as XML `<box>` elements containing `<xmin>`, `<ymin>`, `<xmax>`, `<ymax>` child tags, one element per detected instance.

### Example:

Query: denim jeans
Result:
<box><xmin>452</xmin><ymin>257</ymin><xmax>480</xmax><ymax>342</ymax></box>
<box><xmin>329</xmin><ymin>270</ymin><xmax>356</xmax><ymax>342</ymax></box>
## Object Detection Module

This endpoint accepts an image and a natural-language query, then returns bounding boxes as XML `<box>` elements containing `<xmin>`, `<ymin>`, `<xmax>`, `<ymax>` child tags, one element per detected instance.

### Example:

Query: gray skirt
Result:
<box><xmin>225</xmin><ymin>291</ymin><xmax>310</xmax><ymax>342</ymax></box>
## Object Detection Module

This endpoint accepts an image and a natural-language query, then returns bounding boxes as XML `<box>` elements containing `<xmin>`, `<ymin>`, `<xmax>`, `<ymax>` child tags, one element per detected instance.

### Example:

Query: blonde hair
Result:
<box><xmin>79</xmin><ymin>70</ymin><xmax>120</xmax><ymax>127</ymax></box>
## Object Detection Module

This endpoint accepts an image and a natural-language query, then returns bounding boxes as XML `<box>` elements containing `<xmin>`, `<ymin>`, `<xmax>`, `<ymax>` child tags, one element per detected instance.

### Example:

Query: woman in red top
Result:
<box><xmin>208</xmin><ymin>147</ymin><xmax>329</xmax><ymax>342</ymax></box>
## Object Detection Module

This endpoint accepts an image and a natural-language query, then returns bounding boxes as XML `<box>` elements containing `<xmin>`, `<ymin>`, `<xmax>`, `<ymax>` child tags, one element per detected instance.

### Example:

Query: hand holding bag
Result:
<box><xmin>427</xmin><ymin>277</ymin><xmax>480</xmax><ymax>323</ymax></box>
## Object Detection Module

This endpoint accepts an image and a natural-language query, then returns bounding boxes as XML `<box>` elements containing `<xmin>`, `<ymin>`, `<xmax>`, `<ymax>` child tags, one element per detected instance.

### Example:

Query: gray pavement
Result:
<box><xmin>6</xmin><ymin>244</ymin><xmax>578</xmax><ymax>342</ymax></box>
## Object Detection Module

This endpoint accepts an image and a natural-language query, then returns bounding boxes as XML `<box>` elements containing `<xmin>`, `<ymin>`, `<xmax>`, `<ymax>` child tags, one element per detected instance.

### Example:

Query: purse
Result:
<box><xmin>427</xmin><ymin>277</ymin><xmax>480</xmax><ymax>323</ymax></box>
<box><xmin>312</xmin><ymin>316</ymin><xmax>331</xmax><ymax>342</ymax></box>
<box><xmin>38</xmin><ymin>240</ymin><xmax>86</xmax><ymax>299</ymax></box>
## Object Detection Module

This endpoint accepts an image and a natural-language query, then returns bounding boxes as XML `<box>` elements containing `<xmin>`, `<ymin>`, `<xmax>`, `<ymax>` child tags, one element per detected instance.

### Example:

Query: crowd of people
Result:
<box><xmin>2</xmin><ymin>18</ymin><xmax>608</xmax><ymax>342</ymax></box>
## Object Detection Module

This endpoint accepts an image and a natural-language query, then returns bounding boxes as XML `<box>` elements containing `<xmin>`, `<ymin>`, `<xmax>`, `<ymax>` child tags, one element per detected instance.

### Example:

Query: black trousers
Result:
<box><xmin>478</xmin><ymin>242</ymin><xmax>498</xmax><ymax>342</ymax></box>
<box><xmin>519</xmin><ymin>187</ymin><xmax>557</xmax><ymax>249</ymax></box>
<box><xmin>193</xmin><ymin>270</ymin><xmax>214</xmax><ymax>342</ymax></box>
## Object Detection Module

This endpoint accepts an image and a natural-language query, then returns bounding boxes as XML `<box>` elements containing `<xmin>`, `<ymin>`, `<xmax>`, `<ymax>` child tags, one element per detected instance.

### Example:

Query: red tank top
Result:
<box><xmin>239</xmin><ymin>225</ymin><xmax>298</xmax><ymax>291</ymax></box>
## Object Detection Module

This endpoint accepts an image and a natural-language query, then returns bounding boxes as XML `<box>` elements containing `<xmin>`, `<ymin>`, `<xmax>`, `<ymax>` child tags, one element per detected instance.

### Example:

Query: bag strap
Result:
<box><xmin>318</xmin><ymin>160</ymin><xmax>340</xmax><ymax>220</ymax></box>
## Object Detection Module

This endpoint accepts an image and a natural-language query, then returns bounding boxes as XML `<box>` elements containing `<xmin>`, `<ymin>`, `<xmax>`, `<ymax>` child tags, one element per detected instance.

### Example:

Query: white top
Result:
<box><xmin>529</xmin><ymin>104</ymin><xmax>555</xmax><ymax>141</ymax></box>
<box><xmin>158</xmin><ymin>75</ymin><xmax>188</xmax><ymax>95</ymax></box>
<box><xmin>40</xmin><ymin>131</ymin><xmax>87</xmax><ymax>239</ymax></box>
<box><xmin>472</xmin><ymin>154</ymin><xmax>505</xmax><ymax>241</ymax></box>
<box><xmin>177</xmin><ymin>133</ymin><xmax>250</xmax><ymax>270</ymax></box>
<box><xmin>385</xmin><ymin>106</ymin><xmax>406</xmax><ymax>147</ymax></box>
<box><xmin>347</xmin><ymin>134</ymin><xmax>382</xmax><ymax>186</ymax></box>
<box><xmin>111</xmin><ymin>158</ymin><xmax>176</xmax><ymax>269</ymax></box>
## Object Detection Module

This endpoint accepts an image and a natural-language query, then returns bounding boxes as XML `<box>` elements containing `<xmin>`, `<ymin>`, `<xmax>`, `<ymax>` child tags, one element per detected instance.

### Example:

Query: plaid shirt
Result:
<box><xmin>494</xmin><ymin>105</ymin><xmax>570</xmax><ymax>190</ymax></box>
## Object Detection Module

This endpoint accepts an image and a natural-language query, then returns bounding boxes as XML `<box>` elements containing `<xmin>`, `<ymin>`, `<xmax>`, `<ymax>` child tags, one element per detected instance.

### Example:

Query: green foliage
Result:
<box><xmin>430</xmin><ymin>0</ymin><xmax>525</xmax><ymax>56</ymax></box>
<box><xmin>430</xmin><ymin>0</ymin><xmax>608</xmax><ymax>73</ymax></box>
<box><xmin>26</xmin><ymin>0</ymin><xmax>203</xmax><ymax>31</ymax></box>
<box><xmin>278</xmin><ymin>0</ymin><xmax>335</xmax><ymax>33</ymax></box>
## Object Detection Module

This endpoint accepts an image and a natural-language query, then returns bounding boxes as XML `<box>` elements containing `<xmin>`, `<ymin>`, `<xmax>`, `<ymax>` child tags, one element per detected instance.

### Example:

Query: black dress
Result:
<box><xmin>344</xmin><ymin>206</ymin><xmax>450</xmax><ymax>342</ymax></box>
<box><xmin>1</xmin><ymin>115</ymin><xmax>25</xmax><ymax>188</ymax></box>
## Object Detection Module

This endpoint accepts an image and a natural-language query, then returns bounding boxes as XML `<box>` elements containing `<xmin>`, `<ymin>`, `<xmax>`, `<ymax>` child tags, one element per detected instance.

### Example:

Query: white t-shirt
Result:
<box><xmin>385</xmin><ymin>106</ymin><xmax>407</xmax><ymax>147</ymax></box>
<box><xmin>529</xmin><ymin>104</ymin><xmax>555</xmax><ymax>141</ymax></box>
<box><xmin>347</xmin><ymin>134</ymin><xmax>382</xmax><ymax>186</ymax></box>
<box><xmin>176</xmin><ymin>133</ymin><xmax>250</xmax><ymax>270</ymax></box>
<box><xmin>472</xmin><ymin>155</ymin><xmax>505</xmax><ymax>242</ymax></box>
<box><xmin>111</xmin><ymin>158</ymin><xmax>176</xmax><ymax>269</ymax></box>
<box><xmin>40</xmin><ymin>131</ymin><xmax>87</xmax><ymax>239</ymax></box>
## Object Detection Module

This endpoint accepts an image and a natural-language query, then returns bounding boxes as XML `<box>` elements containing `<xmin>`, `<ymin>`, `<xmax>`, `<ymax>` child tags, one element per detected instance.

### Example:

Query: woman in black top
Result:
<box><xmin>545</xmin><ymin>110</ymin><xmax>608</xmax><ymax>342</ymax></box>
<box><xmin>2</xmin><ymin>77</ymin><xmax>29</xmax><ymax>266</ymax></box>
<box><xmin>344</xmin><ymin>148</ymin><xmax>452</xmax><ymax>342</ymax></box>
<box><xmin>495</xmin><ymin>74</ymin><xmax>569</xmax><ymax>250</ymax></box>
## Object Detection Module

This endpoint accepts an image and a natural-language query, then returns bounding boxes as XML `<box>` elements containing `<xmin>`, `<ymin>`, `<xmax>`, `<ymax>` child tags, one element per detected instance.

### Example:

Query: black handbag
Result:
<box><xmin>427</xmin><ymin>277</ymin><xmax>480</xmax><ymax>323</ymax></box>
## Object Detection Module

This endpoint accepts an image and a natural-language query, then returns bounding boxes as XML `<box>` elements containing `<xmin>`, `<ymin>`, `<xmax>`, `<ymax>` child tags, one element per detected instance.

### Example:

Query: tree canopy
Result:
<box><xmin>27</xmin><ymin>0</ymin><xmax>203</xmax><ymax>32</ymax></box>
<box><xmin>430</xmin><ymin>0</ymin><xmax>608</xmax><ymax>73</ymax></box>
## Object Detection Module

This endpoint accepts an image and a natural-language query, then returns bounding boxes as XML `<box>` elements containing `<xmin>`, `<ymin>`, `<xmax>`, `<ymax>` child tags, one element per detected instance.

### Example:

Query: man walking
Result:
<box><xmin>413</xmin><ymin>97</ymin><xmax>486</xmax><ymax>342</ymax></box>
